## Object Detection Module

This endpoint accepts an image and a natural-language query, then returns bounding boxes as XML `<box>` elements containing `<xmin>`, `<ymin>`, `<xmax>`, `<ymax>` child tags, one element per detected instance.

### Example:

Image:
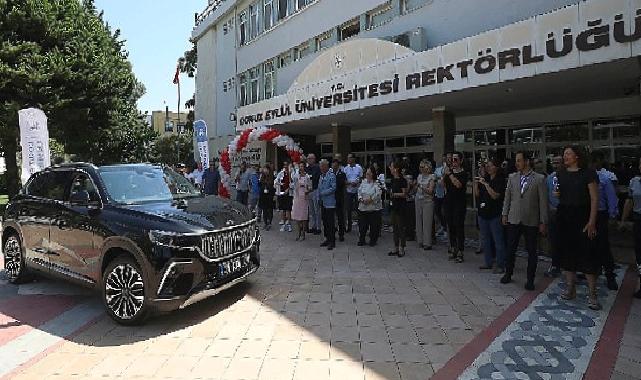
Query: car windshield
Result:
<box><xmin>98</xmin><ymin>165</ymin><xmax>201</xmax><ymax>204</ymax></box>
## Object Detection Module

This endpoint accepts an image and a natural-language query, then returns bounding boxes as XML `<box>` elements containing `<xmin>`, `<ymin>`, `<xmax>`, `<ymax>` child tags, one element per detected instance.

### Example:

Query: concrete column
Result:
<box><xmin>332</xmin><ymin>124</ymin><xmax>351</xmax><ymax>163</ymax></box>
<box><xmin>432</xmin><ymin>107</ymin><xmax>455</xmax><ymax>160</ymax></box>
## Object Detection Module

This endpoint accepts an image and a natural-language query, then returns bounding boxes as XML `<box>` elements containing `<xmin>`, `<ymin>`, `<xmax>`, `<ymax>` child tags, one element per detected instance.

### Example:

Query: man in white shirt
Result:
<box><xmin>188</xmin><ymin>162</ymin><xmax>205</xmax><ymax>189</ymax></box>
<box><xmin>343</xmin><ymin>154</ymin><xmax>363</xmax><ymax>233</ymax></box>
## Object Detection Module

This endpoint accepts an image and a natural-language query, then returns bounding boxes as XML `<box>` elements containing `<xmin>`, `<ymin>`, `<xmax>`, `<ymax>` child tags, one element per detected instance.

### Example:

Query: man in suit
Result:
<box><xmin>319</xmin><ymin>159</ymin><xmax>337</xmax><ymax>250</ymax></box>
<box><xmin>501</xmin><ymin>151</ymin><xmax>548</xmax><ymax>290</ymax></box>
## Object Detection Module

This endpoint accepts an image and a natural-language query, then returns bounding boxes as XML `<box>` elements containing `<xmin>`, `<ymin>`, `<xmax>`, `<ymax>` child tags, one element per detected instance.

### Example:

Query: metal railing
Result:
<box><xmin>195</xmin><ymin>0</ymin><xmax>228</xmax><ymax>27</ymax></box>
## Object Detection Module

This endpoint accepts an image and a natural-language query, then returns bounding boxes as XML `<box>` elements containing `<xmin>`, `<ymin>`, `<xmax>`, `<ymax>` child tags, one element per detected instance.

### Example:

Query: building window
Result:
<box><xmin>315</xmin><ymin>30</ymin><xmax>333</xmax><ymax>51</ymax></box>
<box><xmin>401</xmin><ymin>0</ymin><xmax>429</xmax><ymax>14</ymax></box>
<box><xmin>294</xmin><ymin>43</ymin><xmax>309</xmax><ymax>61</ymax></box>
<box><xmin>249</xmin><ymin>68</ymin><xmax>260</xmax><ymax>104</ymax></box>
<box><xmin>264</xmin><ymin>60</ymin><xmax>275</xmax><ymax>99</ymax></box>
<box><xmin>508</xmin><ymin>127</ymin><xmax>543</xmax><ymax>144</ymax></box>
<box><xmin>239</xmin><ymin>73</ymin><xmax>248</xmax><ymax>106</ymax></box>
<box><xmin>277</xmin><ymin>0</ymin><xmax>288</xmax><ymax>20</ymax></box>
<box><xmin>238</xmin><ymin>9</ymin><xmax>248</xmax><ymax>46</ymax></box>
<box><xmin>339</xmin><ymin>18</ymin><xmax>360</xmax><ymax>41</ymax></box>
<box><xmin>545</xmin><ymin>123</ymin><xmax>589</xmax><ymax>143</ymax></box>
<box><xmin>295</xmin><ymin>0</ymin><xmax>308</xmax><ymax>11</ymax></box>
<box><xmin>368</xmin><ymin>1</ymin><xmax>393</xmax><ymax>29</ymax></box>
<box><xmin>164</xmin><ymin>121</ymin><xmax>174</xmax><ymax>133</ymax></box>
<box><xmin>264</xmin><ymin>0</ymin><xmax>275</xmax><ymax>30</ymax></box>
<box><xmin>249</xmin><ymin>3</ymin><xmax>259</xmax><ymax>39</ymax></box>
<box><xmin>278</xmin><ymin>51</ymin><xmax>292</xmax><ymax>68</ymax></box>
<box><xmin>391</xmin><ymin>33</ymin><xmax>410</xmax><ymax>48</ymax></box>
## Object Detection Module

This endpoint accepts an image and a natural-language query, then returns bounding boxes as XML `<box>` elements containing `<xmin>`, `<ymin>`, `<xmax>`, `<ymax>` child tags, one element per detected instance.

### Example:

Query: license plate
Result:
<box><xmin>218</xmin><ymin>253</ymin><xmax>250</xmax><ymax>277</ymax></box>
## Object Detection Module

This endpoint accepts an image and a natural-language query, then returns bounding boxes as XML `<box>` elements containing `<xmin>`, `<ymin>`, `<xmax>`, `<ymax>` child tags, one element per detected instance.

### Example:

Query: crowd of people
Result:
<box><xmin>178</xmin><ymin>148</ymin><xmax>641</xmax><ymax>309</ymax></box>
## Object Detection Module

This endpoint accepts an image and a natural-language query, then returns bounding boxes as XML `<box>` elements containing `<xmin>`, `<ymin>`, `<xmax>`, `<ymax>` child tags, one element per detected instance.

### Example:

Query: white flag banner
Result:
<box><xmin>18</xmin><ymin>108</ymin><xmax>51</xmax><ymax>185</ymax></box>
<box><xmin>194</xmin><ymin>120</ymin><xmax>209</xmax><ymax>169</ymax></box>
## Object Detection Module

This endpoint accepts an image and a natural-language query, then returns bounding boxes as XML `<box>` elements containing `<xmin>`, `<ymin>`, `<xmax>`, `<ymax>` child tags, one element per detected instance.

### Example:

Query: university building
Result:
<box><xmin>192</xmin><ymin>0</ymin><xmax>641</xmax><ymax>173</ymax></box>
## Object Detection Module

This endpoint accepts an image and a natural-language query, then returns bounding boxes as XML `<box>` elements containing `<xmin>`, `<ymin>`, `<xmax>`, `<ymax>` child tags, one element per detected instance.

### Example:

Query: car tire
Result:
<box><xmin>3</xmin><ymin>234</ymin><xmax>32</xmax><ymax>284</ymax></box>
<box><xmin>102</xmin><ymin>254</ymin><xmax>149</xmax><ymax>325</ymax></box>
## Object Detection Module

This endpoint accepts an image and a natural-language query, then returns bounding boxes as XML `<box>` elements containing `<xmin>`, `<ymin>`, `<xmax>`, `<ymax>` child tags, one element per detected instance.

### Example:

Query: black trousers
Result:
<box><xmin>406</xmin><ymin>200</ymin><xmax>416</xmax><ymax>240</ymax></box>
<box><xmin>548</xmin><ymin>208</ymin><xmax>560</xmax><ymax>268</ymax></box>
<box><xmin>321</xmin><ymin>206</ymin><xmax>336</xmax><ymax>244</ymax></box>
<box><xmin>505</xmin><ymin>223</ymin><xmax>539</xmax><ymax>281</ymax></box>
<box><xmin>263</xmin><ymin>205</ymin><xmax>273</xmax><ymax>225</ymax></box>
<box><xmin>358</xmin><ymin>210</ymin><xmax>381</xmax><ymax>244</ymax></box>
<box><xmin>634</xmin><ymin>215</ymin><xmax>641</xmax><ymax>276</ymax></box>
<box><xmin>596</xmin><ymin>211</ymin><xmax>616</xmax><ymax>277</ymax></box>
<box><xmin>336</xmin><ymin>201</ymin><xmax>345</xmax><ymax>237</ymax></box>
<box><xmin>391</xmin><ymin>208</ymin><xmax>407</xmax><ymax>248</ymax></box>
<box><xmin>445</xmin><ymin>201</ymin><xmax>466</xmax><ymax>252</ymax></box>
<box><xmin>345</xmin><ymin>193</ymin><xmax>358</xmax><ymax>230</ymax></box>
<box><xmin>434</xmin><ymin>197</ymin><xmax>446</xmax><ymax>230</ymax></box>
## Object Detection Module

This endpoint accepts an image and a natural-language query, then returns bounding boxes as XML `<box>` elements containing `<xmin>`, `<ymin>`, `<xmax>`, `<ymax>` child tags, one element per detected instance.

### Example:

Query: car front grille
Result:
<box><xmin>200</xmin><ymin>221</ymin><xmax>256</xmax><ymax>261</ymax></box>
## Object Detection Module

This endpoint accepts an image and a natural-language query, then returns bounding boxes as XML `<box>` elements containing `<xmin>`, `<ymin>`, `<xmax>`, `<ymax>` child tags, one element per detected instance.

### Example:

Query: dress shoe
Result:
<box><xmin>500</xmin><ymin>274</ymin><xmax>512</xmax><ymax>284</ymax></box>
<box><xmin>606</xmin><ymin>276</ymin><xmax>619</xmax><ymax>291</ymax></box>
<box><xmin>327</xmin><ymin>244</ymin><xmax>335</xmax><ymax>250</ymax></box>
<box><xmin>357</xmin><ymin>241</ymin><xmax>365</xmax><ymax>246</ymax></box>
<box><xmin>524</xmin><ymin>281</ymin><xmax>535</xmax><ymax>291</ymax></box>
<box><xmin>339</xmin><ymin>236</ymin><xmax>345</xmax><ymax>242</ymax></box>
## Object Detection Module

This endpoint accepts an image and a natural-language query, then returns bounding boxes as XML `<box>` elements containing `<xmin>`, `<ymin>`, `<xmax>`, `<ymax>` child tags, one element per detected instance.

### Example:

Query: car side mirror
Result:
<box><xmin>70</xmin><ymin>190</ymin><xmax>90</xmax><ymax>206</ymax></box>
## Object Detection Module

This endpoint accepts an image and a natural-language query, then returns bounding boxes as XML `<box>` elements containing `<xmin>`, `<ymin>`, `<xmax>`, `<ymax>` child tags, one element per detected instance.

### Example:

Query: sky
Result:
<box><xmin>94</xmin><ymin>0</ymin><xmax>204</xmax><ymax>114</ymax></box>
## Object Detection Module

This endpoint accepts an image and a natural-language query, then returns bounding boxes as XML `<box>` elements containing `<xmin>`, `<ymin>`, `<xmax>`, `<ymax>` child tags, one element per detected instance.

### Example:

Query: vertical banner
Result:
<box><xmin>194</xmin><ymin>120</ymin><xmax>209</xmax><ymax>169</ymax></box>
<box><xmin>18</xmin><ymin>108</ymin><xmax>50</xmax><ymax>185</ymax></box>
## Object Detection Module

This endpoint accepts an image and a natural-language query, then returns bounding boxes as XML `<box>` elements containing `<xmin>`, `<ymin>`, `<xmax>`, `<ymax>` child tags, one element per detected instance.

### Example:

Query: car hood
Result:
<box><xmin>118</xmin><ymin>196</ymin><xmax>253</xmax><ymax>233</ymax></box>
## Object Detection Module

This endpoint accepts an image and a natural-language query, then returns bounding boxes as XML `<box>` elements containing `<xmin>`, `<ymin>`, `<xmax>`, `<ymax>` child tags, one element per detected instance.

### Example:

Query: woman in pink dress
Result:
<box><xmin>292</xmin><ymin>162</ymin><xmax>312</xmax><ymax>241</ymax></box>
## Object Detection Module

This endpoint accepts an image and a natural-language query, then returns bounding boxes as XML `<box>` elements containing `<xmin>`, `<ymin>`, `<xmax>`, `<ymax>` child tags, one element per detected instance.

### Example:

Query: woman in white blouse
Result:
<box><xmin>357</xmin><ymin>167</ymin><xmax>383</xmax><ymax>246</ymax></box>
<box><xmin>413</xmin><ymin>160</ymin><xmax>436</xmax><ymax>250</ymax></box>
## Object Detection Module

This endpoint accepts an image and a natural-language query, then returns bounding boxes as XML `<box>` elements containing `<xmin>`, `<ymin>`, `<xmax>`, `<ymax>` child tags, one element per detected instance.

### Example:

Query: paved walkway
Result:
<box><xmin>1</xmin><ymin>226</ymin><xmax>640</xmax><ymax>380</ymax></box>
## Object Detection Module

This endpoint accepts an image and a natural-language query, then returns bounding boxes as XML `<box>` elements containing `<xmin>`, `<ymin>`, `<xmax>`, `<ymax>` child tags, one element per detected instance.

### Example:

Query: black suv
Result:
<box><xmin>1</xmin><ymin>163</ymin><xmax>260</xmax><ymax>324</ymax></box>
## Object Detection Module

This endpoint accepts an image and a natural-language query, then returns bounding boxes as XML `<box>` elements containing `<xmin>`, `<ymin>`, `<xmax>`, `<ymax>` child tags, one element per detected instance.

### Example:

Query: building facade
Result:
<box><xmin>192</xmin><ymin>0</ymin><xmax>641</xmax><ymax>175</ymax></box>
<box><xmin>150</xmin><ymin>110</ymin><xmax>190</xmax><ymax>136</ymax></box>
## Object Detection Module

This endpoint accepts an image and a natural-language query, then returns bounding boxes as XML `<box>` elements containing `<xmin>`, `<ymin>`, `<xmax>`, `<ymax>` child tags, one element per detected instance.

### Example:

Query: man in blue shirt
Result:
<box><xmin>544</xmin><ymin>156</ymin><xmax>561</xmax><ymax>278</ymax></box>
<box><xmin>318</xmin><ymin>159</ymin><xmax>337</xmax><ymax>250</ymax></box>
<box><xmin>593</xmin><ymin>152</ymin><xmax>620</xmax><ymax>290</ymax></box>
<box><xmin>249</xmin><ymin>164</ymin><xmax>261</xmax><ymax>216</ymax></box>
<box><xmin>202</xmin><ymin>159</ymin><xmax>221</xmax><ymax>196</ymax></box>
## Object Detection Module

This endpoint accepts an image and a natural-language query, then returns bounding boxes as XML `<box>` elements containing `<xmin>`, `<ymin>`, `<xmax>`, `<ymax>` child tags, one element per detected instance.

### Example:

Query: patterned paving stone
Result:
<box><xmin>459</xmin><ymin>274</ymin><xmax>622</xmax><ymax>380</ymax></box>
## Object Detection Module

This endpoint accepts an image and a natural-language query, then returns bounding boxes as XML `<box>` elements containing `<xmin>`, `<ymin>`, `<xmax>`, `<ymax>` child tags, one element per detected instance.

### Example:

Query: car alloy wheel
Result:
<box><xmin>104</xmin><ymin>263</ymin><xmax>145</xmax><ymax>321</ymax></box>
<box><xmin>3</xmin><ymin>235</ymin><xmax>29</xmax><ymax>284</ymax></box>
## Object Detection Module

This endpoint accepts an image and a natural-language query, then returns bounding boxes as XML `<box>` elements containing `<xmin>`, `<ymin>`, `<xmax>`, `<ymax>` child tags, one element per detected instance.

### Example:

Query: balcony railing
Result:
<box><xmin>195</xmin><ymin>0</ymin><xmax>228</xmax><ymax>27</ymax></box>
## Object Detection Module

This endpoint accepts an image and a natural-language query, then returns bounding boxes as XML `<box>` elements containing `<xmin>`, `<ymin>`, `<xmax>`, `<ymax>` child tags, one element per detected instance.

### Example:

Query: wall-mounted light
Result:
<box><xmin>230</xmin><ymin>113</ymin><xmax>237</xmax><ymax>122</ymax></box>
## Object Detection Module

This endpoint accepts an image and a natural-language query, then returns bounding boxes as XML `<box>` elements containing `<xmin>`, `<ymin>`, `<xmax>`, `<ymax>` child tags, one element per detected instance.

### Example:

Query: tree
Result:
<box><xmin>0</xmin><ymin>0</ymin><xmax>154</xmax><ymax>198</ymax></box>
<box><xmin>150</xmin><ymin>133</ymin><xmax>195</xmax><ymax>167</ymax></box>
<box><xmin>178</xmin><ymin>43</ymin><xmax>197</xmax><ymax>78</ymax></box>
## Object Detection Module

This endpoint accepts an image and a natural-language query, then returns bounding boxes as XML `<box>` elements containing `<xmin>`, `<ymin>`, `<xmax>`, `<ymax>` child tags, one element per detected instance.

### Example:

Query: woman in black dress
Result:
<box><xmin>388</xmin><ymin>161</ymin><xmax>408</xmax><ymax>257</ymax></box>
<box><xmin>258</xmin><ymin>166</ymin><xmax>276</xmax><ymax>230</ymax></box>
<box><xmin>555</xmin><ymin>146</ymin><xmax>601</xmax><ymax>310</ymax></box>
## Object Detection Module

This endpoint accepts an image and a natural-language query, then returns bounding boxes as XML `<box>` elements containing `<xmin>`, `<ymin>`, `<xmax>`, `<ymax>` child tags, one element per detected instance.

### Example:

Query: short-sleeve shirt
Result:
<box><xmin>444</xmin><ymin>170</ymin><xmax>468</xmax><ymax>206</ymax></box>
<box><xmin>390</xmin><ymin>177</ymin><xmax>408</xmax><ymax>211</ymax></box>
<box><xmin>344</xmin><ymin>164</ymin><xmax>363</xmax><ymax>194</ymax></box>
<box><xmin>478</xmin><ymin>174</ymin><xmax>506</xmax><ymax>219</ymax></box>
<box><xmin>557</xmin><ymin>168</ymin><xmax>598</xmax><ymax>207</ymax></box>
<box><xmin>415</xmin><ymin>174</ymin><xmax>435</xmax><ymax>201</ymax></box>
<box><xmin>629</xmin><ymin>176</ymin><xmax>641</xmax><ymax>214</ymax></box>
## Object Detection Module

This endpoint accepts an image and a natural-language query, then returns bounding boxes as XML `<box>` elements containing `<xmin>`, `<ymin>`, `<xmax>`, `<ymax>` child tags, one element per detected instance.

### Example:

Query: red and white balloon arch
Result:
<box><xmin>217</xmin><ymin>127</ymin><xmax>304</xmax><ymax>198</ymax></box>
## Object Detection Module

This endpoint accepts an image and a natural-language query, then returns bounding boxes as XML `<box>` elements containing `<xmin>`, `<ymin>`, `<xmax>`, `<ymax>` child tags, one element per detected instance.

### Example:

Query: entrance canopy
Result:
<box><xmin>236</xmin><ymin>0</ymin><xmax>641</xmax><ymax>133</ymax></box>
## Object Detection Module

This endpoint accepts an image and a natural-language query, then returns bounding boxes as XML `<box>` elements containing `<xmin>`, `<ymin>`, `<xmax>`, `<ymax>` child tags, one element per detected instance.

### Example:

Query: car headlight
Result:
<box><xmin>148</xmin><ymin>230</ymin><xmax>183</xmax><ymax>247</ymax></box>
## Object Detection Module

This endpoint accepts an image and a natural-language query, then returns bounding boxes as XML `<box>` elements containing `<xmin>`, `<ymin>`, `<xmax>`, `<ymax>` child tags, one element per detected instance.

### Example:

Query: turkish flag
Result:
<box><xmin>172</xmin><ymin>66</ymin><xmax>180</xmax><ymax>85</ymax></box>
